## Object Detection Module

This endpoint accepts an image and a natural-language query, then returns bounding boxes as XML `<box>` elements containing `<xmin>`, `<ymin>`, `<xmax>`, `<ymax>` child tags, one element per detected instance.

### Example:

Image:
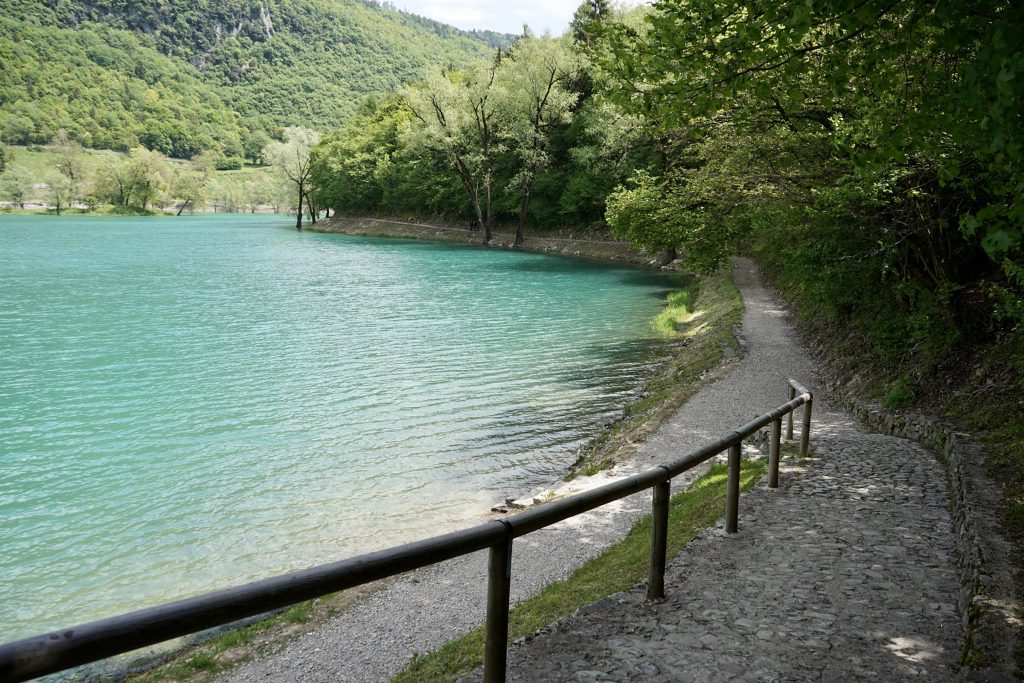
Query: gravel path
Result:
<box><xmin>216</xmin><ymin>258</ymin><xmax>961</xmax><ymax>681</ymax></box>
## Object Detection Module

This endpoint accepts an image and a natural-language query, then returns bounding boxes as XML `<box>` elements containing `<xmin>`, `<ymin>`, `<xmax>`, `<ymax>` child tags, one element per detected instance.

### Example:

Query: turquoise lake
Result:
<box><xmin>0</xmin><ymin>214</ymin><xmax>678</xmax><ymax>642</ymax></box>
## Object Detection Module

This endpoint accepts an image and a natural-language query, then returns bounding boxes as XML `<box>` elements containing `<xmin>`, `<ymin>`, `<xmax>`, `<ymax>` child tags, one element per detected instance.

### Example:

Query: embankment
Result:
<box><xmin>307</xmin><ymin>214</ymin><xmax>667</xmax><ymax>267</ymax></box>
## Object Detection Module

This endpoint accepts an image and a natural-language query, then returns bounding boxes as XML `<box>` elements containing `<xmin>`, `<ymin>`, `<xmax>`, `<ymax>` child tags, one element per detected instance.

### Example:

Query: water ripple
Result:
<box><xmin>0</xmin><ymin>214</ymin><xmax>679</xmax><ymax>640</ymax></box>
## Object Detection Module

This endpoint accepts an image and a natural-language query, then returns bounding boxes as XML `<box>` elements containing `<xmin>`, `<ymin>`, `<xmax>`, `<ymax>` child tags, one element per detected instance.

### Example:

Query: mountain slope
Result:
<box><xmin>0</xmin><ymin>0</ymin><xmax>512</xmax><ymax>156</ymax></box>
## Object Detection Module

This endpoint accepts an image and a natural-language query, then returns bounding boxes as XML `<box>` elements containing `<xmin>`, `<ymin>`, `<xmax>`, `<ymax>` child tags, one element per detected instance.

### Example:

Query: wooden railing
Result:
<box><xmin>0</xmin><ymin>380</ymin><xmax>813</xmax><ymax>683</ymax></box>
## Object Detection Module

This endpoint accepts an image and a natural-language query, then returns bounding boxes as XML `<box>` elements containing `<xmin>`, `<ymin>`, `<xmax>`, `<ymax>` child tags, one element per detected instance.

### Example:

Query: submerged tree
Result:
<box><xmin>265</xmin><ymin>127</ymin><xmax>320</xmax><ymax>230</ymax></box>
<box><xmin>172</xmin><ymin>165</ymin><xmax>210</xmax><ymax>215</ymax></box>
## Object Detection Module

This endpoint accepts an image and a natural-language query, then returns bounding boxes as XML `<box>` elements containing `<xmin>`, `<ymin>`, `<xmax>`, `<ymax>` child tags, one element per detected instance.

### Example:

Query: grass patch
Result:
<box><xmin>652</xmin><ymin>286</ymin><xmax>697</xmax><ymax>337</ymax></box>
<box><xmin>392</xmin><ymin>459</ymin><xmax>768</xmax><ymax>683</ymax></box>
<box><xmin>127</xmin><ymin>582</ymin><xmax>385</xmax><ymax>683</ymax></box>
<box><xmin>570</xmin><ymin>267</ymin><xmax>743</xmax><ymax>475</ymax></box>
<box><xmin>126</xmin><ymin>602</ymin><xmax>316</xmax><ymax>683</ymax></box>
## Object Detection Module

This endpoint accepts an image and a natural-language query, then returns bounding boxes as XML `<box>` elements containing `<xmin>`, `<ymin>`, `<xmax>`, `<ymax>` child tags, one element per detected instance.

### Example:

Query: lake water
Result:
<box><xmin>0</xmin><ymin>214</ymin><xmax>678</xmax><ymax>642</ymax></box>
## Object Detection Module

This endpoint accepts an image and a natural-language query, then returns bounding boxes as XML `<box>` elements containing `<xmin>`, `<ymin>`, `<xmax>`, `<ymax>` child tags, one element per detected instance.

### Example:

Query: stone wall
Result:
<box><xmin>844</xmin><ymin>399</ymin><xmax>1020</xmax><ymax>681</ymax></box>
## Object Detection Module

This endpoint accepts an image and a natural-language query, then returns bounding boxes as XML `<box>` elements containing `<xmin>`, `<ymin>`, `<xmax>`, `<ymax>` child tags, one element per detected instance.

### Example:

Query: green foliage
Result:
<box><xmin>882</xmin><ymin>379</ymin><xmax>915</xmax><ymax>410</ymax></box>
<box><xmin>311</xmin><ymin>28</ymin><xmax>657</xmax><ymax>234</ymax></box>
<box><xmin>596</xmin><ymin>0</ymin><xmax>1024</xmax><ymax>329</ymax></box>
<box><xmin>0</xmin><ymin>17</ymin><xmax>248</xmax><ymax>155</ymax></box>
<box><xmin>265</xmin><ymin>126</ymin><xmax>320</xmax><ymax>226</ymax></box>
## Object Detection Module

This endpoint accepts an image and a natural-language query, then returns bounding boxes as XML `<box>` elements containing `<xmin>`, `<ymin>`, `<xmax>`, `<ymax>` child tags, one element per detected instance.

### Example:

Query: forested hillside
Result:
<box><xmin>0</xmin><ymin>0</ymin><xmax>511</xmax><ymax>158</ymax></box>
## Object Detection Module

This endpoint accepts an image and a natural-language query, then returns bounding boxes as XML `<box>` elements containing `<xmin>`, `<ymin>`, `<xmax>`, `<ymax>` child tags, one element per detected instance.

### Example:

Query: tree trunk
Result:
<box><xmin>515</xmin><ymin>191</ymin><xmax>528</xmax><ymax>247</ymax></box>
<box><xmin>295</xmin><ymin>184</ymin><xmax>304</xmax><ymax>230</ymax></box>
<box><xmin>655</xmin><ymin>246</ymin><xmax>677</xmax><ymax>267</ymax></box>
<box><xmin>484</xmin><ymin>171</ymin><xmax>492</xmax><ymax>244</ymax></box>
<box><xmin>472</xmin><ymin>196</ymin><xmax>486</xmax><ymax>243</ymax></box>
<box><xmin>177</xmin><ymin>199</ymin><xmax>190</xmax><ymax>216</ymax></box>
<box><xmin>515</xmin><ymin>155</ymin><xmax>541</xmax><ymax>247</ymax></box>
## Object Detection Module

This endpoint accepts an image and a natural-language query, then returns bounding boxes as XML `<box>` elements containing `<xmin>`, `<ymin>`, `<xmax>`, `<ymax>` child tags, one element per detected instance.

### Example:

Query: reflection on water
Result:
<box><xmin>0</xmin><ymin>214</ymin><xmax>680</xmax><ymax>640</ymax></box>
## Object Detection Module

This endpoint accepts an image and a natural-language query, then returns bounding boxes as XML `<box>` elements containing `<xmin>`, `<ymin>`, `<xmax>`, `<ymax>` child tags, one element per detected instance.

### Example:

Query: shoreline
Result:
<box><xmin>306</xmin><ymin>214</ymin><xmax>672</xmax><ymax>268</ymax></box>
<box><xmin>112</xmin><ymin>246</ymin><xmax>741</xmax><ymax>683</ymax></box>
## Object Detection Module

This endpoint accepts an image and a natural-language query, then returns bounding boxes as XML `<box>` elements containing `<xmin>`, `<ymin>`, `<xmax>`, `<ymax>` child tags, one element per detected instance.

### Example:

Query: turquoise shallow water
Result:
<box><xmin>0</xmin><ymin>214</ymin><xmax>678</xmax><ymax>642</ymax></box>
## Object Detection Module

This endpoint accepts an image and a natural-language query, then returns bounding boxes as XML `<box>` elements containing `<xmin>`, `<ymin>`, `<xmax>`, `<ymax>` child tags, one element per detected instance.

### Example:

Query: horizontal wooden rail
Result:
<box><xmin>0</xmin><ymin>380</ymin><xmax>813</xmax><ymax>683</ymax></box>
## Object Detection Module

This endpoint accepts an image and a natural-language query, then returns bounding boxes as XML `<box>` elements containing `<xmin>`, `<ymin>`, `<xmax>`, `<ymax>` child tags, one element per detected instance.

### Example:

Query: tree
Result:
<box><xmin>497</xmin><ymin>36</ymin><xmax>582</xmax><ymax>245</ymax></box>
<box><xmin>265</xmin><ymin>127</ymin><xmax>320</xmax><ymax>230</ymax></box>
<box><xmin>0</xmin><ymin>143</ymin><xmax>9</xmax><ymax>173</ymax></box>
<box><xmin>53</xmin><ymin>130</ymin><xmax>85</xmax><ymax>207</ymax></box>
<box><xmin>1</xmin><ymin>164</ymin><xmax>30</xmax><ymax>208</ymax></box>
<box><xmin>403</xmin><ymin>56</ymin><xmax>509</xmax><ymax>243</ymax></box>
<box><xmin>569</xmin><ymin>0</ymin><xmax>611</xmax><ymax>47</ymax></box>
<box><xmin>243</xmin><ymin>176</ymin><xmax>272</xmax><ymax>213</ymax></box>
<box><xmin>44</xmin><ymin>173</ymin><xmax>73</xmax><ymax>215</ymax></box>
<box><xmin>125</xmin><ymin>147</ymin><xmax>170</xmax><ymax>210</ymax></box>
<box><xmin>172</xmin><ymin>164</ymin><xmax>209</xmax><ymax>215</ymax></box>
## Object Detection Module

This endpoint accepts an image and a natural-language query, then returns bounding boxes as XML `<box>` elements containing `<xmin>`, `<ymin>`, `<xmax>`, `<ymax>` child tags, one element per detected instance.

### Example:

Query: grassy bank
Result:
<box><xmin>392</xmin><ymin>460</ymin><xmax>767</xmax><ymax>683</ymax></box>
<box><xmin>570</xmin><ymin>266</ymin><xmax>743</xmax><ymax>476</ymax></box>
<box><xmin>124</xmin><ymin>582</ymin><xmax>386</xmax><ymax>683</ymax></box>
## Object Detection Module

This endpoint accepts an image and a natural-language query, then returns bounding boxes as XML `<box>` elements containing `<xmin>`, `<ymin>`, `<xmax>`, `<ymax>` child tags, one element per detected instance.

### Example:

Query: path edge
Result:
<box><xmin>841</xmin><ymin>398</ymin><xmax>1021</xmax><ymax>681</ymax></box>
<box><xmin>747</xmin><ymin>256</ymin><xmax>1020</xmax><ymax>679</ymax></box>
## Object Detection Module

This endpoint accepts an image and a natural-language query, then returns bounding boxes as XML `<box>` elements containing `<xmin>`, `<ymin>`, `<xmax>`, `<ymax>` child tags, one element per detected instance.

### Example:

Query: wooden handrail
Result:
<box><xmin>0</xmin><ymin>380</ymin><xmax>812</xmax><ymax>683</ymax></box>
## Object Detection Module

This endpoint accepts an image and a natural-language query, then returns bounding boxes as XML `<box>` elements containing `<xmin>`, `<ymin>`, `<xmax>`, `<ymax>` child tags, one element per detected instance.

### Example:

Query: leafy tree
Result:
<box><xmin>44</xmin><ymin>173</ymin><xmax>73</xmax><ymax>215</ymax></box>
<box><xmin>1</xmin><ymin>164</ymin><xmax>30</xmax><ymax>208</ymax></box>
<box><xmin>171</xmin><ymin>164</ymin><xmax>209</xmax><ymax>215</ymax></box>
<box><xmin>53</xmin><ymin>130</ymin><xmax>85</xmax><ymax>205</ymax></box>
<box><xmin>598</xmin><ymin>1</ymin><xmax>1023</xmax><ymax>300</ymax></box>
<box><xmin>497</xmin><ymin>35</ymin><xmax>582</xmax><ymax>245</ymax></box>
<box><xmin>265</xmin><ymin>127</ymin><xmax>320</xmax><ymax>229</ymax></box>
<box><xmin>405</xmin><ymin>67</ymin><xmax>500</xmax><ymax>241</ymax></box>
<box><xmin>569</xmin><ymin>0</ymin><xmax>610</xmax><ymax>47</ymax></box>
<box><xmin>125</xmin><ymin>147</ymin><xmax>171</xmax><ymax>209</ymax></box>
<box><xmin>95</xmin><ymin>157</ymin><xmax>135</xmax><ymax>207</ymax></box>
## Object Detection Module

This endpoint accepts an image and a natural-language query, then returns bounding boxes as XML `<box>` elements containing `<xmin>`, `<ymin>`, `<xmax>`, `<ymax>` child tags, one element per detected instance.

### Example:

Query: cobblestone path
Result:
<box><xmin>468</xmin><ymin>406</ymin><xmax>962</xmax><ymax>681</ymax></box>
